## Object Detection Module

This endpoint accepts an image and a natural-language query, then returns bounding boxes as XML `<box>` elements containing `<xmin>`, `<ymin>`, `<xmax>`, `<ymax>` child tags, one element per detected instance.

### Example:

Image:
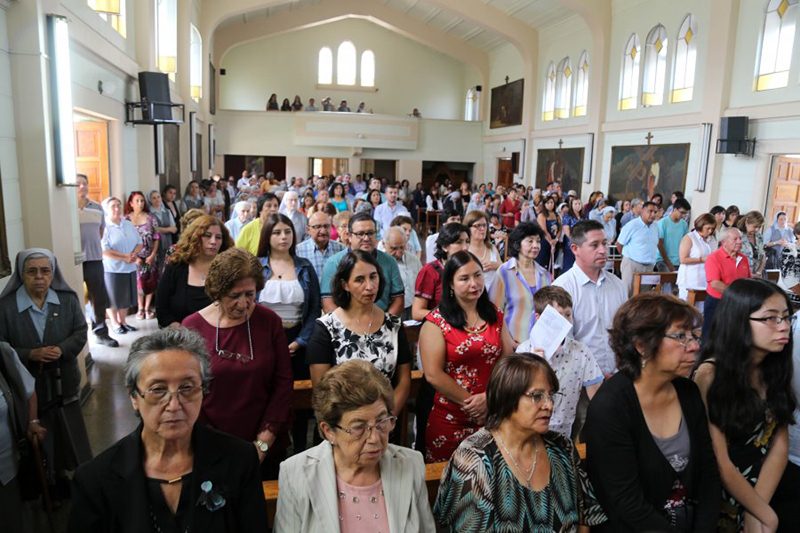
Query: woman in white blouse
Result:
<box><xmin>677</xmin><ymin>213</ymin><xmax>718</xmax><ymax>309</ymax></box>
<box><xmin>256</xmin><ymin>213</ymin><xmax>320</xmax><ymax>451</ymax></box>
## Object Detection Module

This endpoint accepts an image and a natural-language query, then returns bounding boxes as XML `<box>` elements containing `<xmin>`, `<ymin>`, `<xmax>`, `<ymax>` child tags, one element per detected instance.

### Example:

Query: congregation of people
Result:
<box><xmin>3</xmin><ymin>168</ymin><xmax>800</xmax><ymax>532</ymax></box>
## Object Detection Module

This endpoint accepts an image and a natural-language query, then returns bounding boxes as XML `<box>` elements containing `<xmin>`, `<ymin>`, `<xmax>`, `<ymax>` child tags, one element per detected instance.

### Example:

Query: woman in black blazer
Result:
<box><xmin>68</xmin><ymin>328</ymin><xmax>267</xmax><ymax>533</ymax></box>
<box><xmin>584</xmin><ymin>293</ymin><xmax>720</xmax><ymax>532</ymax></box>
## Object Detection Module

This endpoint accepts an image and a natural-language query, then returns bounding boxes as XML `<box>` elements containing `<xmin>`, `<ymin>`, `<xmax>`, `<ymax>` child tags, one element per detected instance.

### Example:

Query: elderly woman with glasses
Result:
<box><xmin>68</xmin><ymin>328</ymin><xmax>268</xmax><ymax>533</ymax></box>
<box><xmin>584</xmin><ymin>293</ymin><xmax>721</xmax><ymax>532</ymax></box>
<box><xmin>181</xmin><ymin>248</ymin><xmax>292</xmax><ymax>478</ymax></box>
<box><xmin>274</xmin><ymin>360</ymin><xmax>436</xmax><ymax>532</ymax></box>
<box><xmin>434</xmin><ymin>353</ymin><xmax>605</xmax><ymax>532</ymax></box>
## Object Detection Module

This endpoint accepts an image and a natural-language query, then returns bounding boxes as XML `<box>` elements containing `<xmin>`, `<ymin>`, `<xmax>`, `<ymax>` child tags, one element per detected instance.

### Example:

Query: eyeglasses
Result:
<box><xmin>351</xmin><ymin>231</ymin><xmax>377</xmax><ymax>240</ymax></box>
<box><xmin>749</xmin><ymin>314</ymin><xmax>796</xmax><ymax>327</ymax></box>
<box><xmin>664</xmin><ymin>329</ymin><xmax>703</xmax><ymax>349</ymax></box>
<box><xmin>309</xmin><ymin>224</ymin><xmax>331</xmax><ymax>230</ymax></box>
<box><xmin>134</xmin><ymin>384</ymin><xmax>203</xmax><ymax>405</ymax></box>
<box><xmin>471</xmin><ymin>223</ymin><xmax>488</xmax><ymax>229</ymax></box>
<box><xmin>522</xmin><ymin>390</ymin><xmax>563</xmax><ymax>408</ymax></box>
<box><xmin>334</xmin><ymin>415</ymin><xmax>397</xmax><ymax>439</ymax></box>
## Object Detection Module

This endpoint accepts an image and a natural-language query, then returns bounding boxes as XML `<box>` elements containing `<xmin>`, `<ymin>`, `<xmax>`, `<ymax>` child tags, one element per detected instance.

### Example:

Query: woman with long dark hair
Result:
<box><xmin>419</xmin><ymin>250</ymin><xmax>513</xmax><ymax>463</ymax></box>
<box><xmin>536</xmin><ymin>195</ymin><xmax>561</xmax><ymax>273</ymax></box>
<box><xmin>694</xmin><ymin>278</ymin><xmax>799</xmax><ymax>532</ymax></box>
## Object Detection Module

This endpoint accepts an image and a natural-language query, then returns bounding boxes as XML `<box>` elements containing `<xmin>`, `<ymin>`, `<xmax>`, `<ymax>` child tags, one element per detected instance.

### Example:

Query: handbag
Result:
<box><xmin>138</xmin><ymin>262</ymin><xmax>159</xmax><ymax>295</ymax></box>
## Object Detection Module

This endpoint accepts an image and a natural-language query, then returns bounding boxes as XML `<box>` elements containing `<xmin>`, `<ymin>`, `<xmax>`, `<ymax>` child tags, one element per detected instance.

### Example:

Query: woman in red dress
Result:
<box><xmin>419</xmin><ymin>250</ymin><xmax>513</xmax><ymax>463</ymax></box>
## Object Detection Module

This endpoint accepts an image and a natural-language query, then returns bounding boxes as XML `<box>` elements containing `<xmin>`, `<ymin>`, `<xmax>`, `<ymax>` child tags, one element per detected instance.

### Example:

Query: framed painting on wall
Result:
<box><xmin>535</xmin><ymin>148</ymin><xmax>584</xmax><ymax>197</ymax></box>
<box><xmin>490</xmin><ymin>79</ymin><xmax>524</xmax><ymax>129</ymax></box>
<box><xmin>608</xmin><ymin>144</ymin><xmax>690</xmax><ymax>203</ymax></box>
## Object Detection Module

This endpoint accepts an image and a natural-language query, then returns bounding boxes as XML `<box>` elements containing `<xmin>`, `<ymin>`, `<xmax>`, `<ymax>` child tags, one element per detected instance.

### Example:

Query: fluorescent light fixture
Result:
<box><xmin>696</xmin><ymin>122</ymin><xmax>712</xmax><ymax>192</ymax></box>
<box><xmin>47</xmin><ymin>15</ymin><xmax>77</xmax><ymax>186</ymax></box>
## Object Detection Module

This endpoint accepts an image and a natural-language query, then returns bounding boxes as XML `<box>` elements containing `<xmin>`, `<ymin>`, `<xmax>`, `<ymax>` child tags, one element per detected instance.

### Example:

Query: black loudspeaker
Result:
<box><xmin>475</xmin><ymin>85</ymin><xmax>482</xmax><ymax>92</ymax></box>
<box><xmin>138</xmin><ymin>72</ymin><xmax>172</xmax><ymax>122</ymax></box>
<box><xmin>511</xmin><ymin>152</ymin><xmax>519</xmax><ymax>173</ymax></box>
<box><xmin>718</xmin><ymin>116</ymin><xmax>749</xmax><ymax>154</ymax></box>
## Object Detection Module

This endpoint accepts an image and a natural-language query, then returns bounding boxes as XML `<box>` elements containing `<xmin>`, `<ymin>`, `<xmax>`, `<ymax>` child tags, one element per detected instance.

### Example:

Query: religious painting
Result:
<box><xmin>490</xmin><ymin>79</ymin><xmax>524</xmax><ymax>129</ymax></box>
<box><xmin>535</xmin><ymin>147</ymin><xmax>584</xmax><ymax>197</ymax></box>
<box><xmin>608</xmin><ymin>143</ymin><xmax>690</xmax><ymax>203</ymax></box>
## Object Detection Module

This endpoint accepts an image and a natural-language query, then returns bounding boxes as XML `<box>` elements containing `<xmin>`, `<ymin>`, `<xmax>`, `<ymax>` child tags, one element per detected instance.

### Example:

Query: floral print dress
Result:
<box><xmin>126</xmin><ymin>213</ymin><xmax>161</xmax><ymax>293</ymax></box>
<box><xmin>424</xmin><ymin>308</ymin><xmax>504</xmax><ymax>463</ymax></box>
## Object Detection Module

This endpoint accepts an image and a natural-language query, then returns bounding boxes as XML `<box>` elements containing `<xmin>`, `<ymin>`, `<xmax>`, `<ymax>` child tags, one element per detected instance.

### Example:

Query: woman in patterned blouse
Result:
<box><xmin>308</xmin><ymin>250</ymin><xmax>412</xmax><ymax>416</ymax></box>
<box><xmin>434</xmin><ymin>353</ymin><xmax>605</xmax><ymax>532</ymax></box>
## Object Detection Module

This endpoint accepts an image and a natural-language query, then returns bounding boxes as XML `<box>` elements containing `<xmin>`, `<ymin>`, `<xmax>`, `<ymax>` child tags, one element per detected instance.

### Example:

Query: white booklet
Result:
<box><xmin>527</xmin><ymin>304</ymin><xmax>572</xmax><ymax>361</ymax></box>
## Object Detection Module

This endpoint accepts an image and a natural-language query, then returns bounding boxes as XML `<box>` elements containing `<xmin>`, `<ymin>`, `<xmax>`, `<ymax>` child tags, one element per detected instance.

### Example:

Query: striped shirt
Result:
<box><xmin>489</xmin><ymin>257</ymin><xmax>552</xmax><ymax>344</ymax></box>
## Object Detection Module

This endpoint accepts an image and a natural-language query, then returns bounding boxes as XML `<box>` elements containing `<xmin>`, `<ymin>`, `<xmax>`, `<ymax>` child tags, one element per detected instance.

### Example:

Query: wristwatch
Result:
<box><xmin>254</xmin><ymin>439</ymin><xmax>269</xmax><ymax>453</ymax></box>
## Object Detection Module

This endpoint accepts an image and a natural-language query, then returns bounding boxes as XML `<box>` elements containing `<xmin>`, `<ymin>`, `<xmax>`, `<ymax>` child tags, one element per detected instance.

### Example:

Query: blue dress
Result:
<box><xmin>561</xmin><ymin>214</ymin><xmax>582</xmax><ymax>272</ymax></box>
<box><xmin>536</xmin><ymin>217</ymin><xmax>560</xmax><ymax>272</ymax></box>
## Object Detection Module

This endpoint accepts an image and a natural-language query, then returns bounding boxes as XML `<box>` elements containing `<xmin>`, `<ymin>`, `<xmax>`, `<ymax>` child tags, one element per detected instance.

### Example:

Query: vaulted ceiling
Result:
<box><xmin>212</xmin><ymin>0</ymin><xmax>575</xmax><ymax>53</ymax></box>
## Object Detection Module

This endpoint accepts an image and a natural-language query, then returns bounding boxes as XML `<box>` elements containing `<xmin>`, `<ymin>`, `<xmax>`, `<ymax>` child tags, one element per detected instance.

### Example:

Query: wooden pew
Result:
<box><xmin>765</xmin><ymin>269</ymin><xmax>780</xmax><ymax>282</ymax></box>
<box><xmin>686</xmin><ymin>289</ymin><xmax>707</xmax><ymax>306</ymax></box>
<box><xmin>631</xmin><ymin>271</ymin><xmax>678</xmax><ymax>296</ymax></box>
<box><xmin>263</xmin><ymin>460</ymin><xmax>449</xmax><ymax>528</ymax></box>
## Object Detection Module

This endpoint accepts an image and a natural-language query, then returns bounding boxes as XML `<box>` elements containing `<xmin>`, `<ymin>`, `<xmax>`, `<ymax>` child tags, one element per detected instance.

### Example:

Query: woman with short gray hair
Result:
<box><xmin>68</xmin><ymin>327</ymin><xmax>268</xmax><ymax>533</ymax></box>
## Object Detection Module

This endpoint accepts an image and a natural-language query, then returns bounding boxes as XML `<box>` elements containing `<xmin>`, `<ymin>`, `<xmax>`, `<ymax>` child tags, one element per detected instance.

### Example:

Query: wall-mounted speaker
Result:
<box><xmin>138</xmin><ymin>72</ymin><xmax>172</xmax><ymax>121</ymax></box>
<box><xmin>717</xmin><ymin>116</ymin><xmax>749</xmax><ymax>154</ymax></box>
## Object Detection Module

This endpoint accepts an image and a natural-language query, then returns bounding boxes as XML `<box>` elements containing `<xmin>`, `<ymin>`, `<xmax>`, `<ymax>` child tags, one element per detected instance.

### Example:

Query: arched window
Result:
<box><xmin>190</xmin><ymin>24</ymin><xmax>202</xmax><ymax>101</ymax></box>
<box><xmin>465</xmin><ymin>87</ymin><xmax>480</xmax><ymax>121</ymax></box>
<box><xmin>554</xmin><ymin>57</ymin><xmax>573</xmax><ymax>119</ymax></box>
<box><xmin>573</xmin><ymin>51</ymin><xmax>589</xmax><ymax>117</ymax></box>
<box><xmin>619</xmin><ymin>33</ymin><xmax>641</xmax><ymax>110</ymax></box>
<box><xmin>542</xmin><ymin>62</ymin><xmax>556</xmax><ymax>121</ymax></box>
<box><xmin>318</xmin><ymin>47</ymin><xmax>332</xmax><ymax>84</ymax></box>
<box><xmin>642</xmin><ymin>24</ymin><xmax>668</xmax><ymax>106</ymax></box>
<box><xmin>671</xmin><ymin>14</ymin><xmax>697</xmax><ymax>103</ymax></box>
<box><xmin>155</xmin><ymin>0</ymin><xmax>177</xmax><ymax>79</ymax></box>
<box><xmin>360</xmin><ymin>50</ymin><xmax>375</xmax><ymax>87</ymax></box>
<box><xmin>337</xmin><ymin>41</ymin><xmax>356</xmax><ymax>85</ymax></box>
<box><xmin>756</xmin><ymin>0</ymin><xmax>798</xmax><ymax>91</ymax></box>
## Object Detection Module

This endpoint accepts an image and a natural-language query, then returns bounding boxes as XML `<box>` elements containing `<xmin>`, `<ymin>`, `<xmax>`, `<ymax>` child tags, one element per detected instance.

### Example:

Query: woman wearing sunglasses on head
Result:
<box><xmin>182</xmin><ymin>248</ymin><xmax>292</xmax><ymax>479</ymax></box>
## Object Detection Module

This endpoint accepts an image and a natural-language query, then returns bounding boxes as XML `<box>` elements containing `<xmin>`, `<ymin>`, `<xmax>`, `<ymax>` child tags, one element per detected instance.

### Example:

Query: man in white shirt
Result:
<box><xmin>236</xmin><ymin>170</ymin><xmax>251</xmax><ymax>191</ymax></box>
<box><xmin>384</xmin><ymin>227</ymin><xmax>422</xmax><ymax>319</ymax></box>
<box><xmin>373</xmin><ymin>184</ymin><xmax>410</xmax><ymax>239</ymax></box>
<box><xmin>553</xmin><ymin>220</ymin><xmax>627</xmax><ymax>376</ymax></box>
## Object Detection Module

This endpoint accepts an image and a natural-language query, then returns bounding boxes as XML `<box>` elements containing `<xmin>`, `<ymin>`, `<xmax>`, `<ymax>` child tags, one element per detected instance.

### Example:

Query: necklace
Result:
<box><xmin>215</xmin><ymin>312</ymin><xmax>253</xmax><ymax>363</ymax></box>
<box><xmin>464</xmin><ymin>314</ymin><xmax>484</xmax><ymax>334</ymax></box>
<box><xmin>495</xmin><ymin>433</ymin><xmax>539</xmax><ymax>489</ymax></box>
<box><xmin>356</xmin><ymin>309</ymin><xmax>375</xmax><ymax>336</ymax></box>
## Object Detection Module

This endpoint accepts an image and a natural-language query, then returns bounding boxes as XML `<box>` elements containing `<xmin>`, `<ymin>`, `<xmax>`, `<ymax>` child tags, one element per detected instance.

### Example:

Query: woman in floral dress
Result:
<box><xmin>124</xmin><ymin>191</ymin><xmax>161</xmax><ymax>319</ymax></box>
<box><xmin>419</xmin><ymin>250</ymin><xmax>513</xmax><ymax>463</ymax></box>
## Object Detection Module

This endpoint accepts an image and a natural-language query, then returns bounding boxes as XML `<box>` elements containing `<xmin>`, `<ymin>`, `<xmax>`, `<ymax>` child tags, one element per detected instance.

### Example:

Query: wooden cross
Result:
<box><xmin>645</xmin><ymin>131</ymin><xmax>654</xmax><ymax>145</ymax></box>
<box><xmin>558</xmin><ymin>139</ymin><xmax>564</xmax><ymax>149</ymax></box>
<box><xmin>505</xmin><ymin>75</ymin><xmax>509</xmax><ymax>84</ymax></box>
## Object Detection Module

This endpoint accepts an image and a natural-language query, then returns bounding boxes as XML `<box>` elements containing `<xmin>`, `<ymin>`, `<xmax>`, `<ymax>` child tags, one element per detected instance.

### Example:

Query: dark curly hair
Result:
<box><xmin>331</xmin><ymin>250</ymin><xmax>386</xmax><ymax>309</ymax></box>
<box><xmin>609</xmin><ymin>293</ymin><xmax>701</xmax><ymax>380</ymax></box>
<box><xmin>507</xmin><ymin>221</ymin><xmax>546</xmax><ymax>259</ymax></box>
<box><xmin>168</xmin><ymin>215</ymin><xmax>234</xmax><ymax>265</ymax></box>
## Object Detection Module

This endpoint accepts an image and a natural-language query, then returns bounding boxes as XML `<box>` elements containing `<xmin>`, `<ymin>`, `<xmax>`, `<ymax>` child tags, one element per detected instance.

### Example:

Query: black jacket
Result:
<box><xmin>584</xmin><ymin>373</ymin><xmax>721</xmax><ymax>532</ymax></box>
<box><xmin>68</xmin><ymin>423</ymin><xmax>267</xmax><ymax>533</ymax></box>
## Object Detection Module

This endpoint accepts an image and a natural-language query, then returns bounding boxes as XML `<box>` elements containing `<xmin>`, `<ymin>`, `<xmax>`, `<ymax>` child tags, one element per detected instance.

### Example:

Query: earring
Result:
<box><xmin>449</xmin><ymin>289</ymin><xmax>454</xmax><ymax>297</ymax></box>
<box><xmin>641</xmin><ymin>357</ymin><xmax>648</xmax><ymax>369</ymax></box>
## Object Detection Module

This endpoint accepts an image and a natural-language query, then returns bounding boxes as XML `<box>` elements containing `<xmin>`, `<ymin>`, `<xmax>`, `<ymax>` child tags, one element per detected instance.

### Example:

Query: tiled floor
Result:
<box><xmin>82</xmin><ymin>316</ymin><xmax>161</xmax><ymax>454</ymax></box>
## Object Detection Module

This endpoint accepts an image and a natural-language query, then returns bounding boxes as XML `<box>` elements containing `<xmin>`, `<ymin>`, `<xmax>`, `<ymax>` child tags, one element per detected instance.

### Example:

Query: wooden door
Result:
<box><xmin>770</xmin><ymin>156</ymin><xmax>800</xmax><ymax>224</ymax></box>
<box><xmin>497</xmin><ymin>158</ymin><xmax>513</xmax><ymax>188</ymax></box>
<box><xmin>74</xmin><ymin>120</ymin><xmax>110</xmax><ymax>201</ymax></box>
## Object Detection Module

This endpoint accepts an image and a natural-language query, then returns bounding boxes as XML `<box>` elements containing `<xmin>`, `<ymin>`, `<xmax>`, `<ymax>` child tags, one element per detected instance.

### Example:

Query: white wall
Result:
<box><xmin>605</xmin><ymin>0</ymin><xmax>710</xmax><ymax>122</ymax></box>
<box><xmin>714</xmin><ymin>117</ymin><xmax>800</xmax><ymax>214</ymax></box>
<box><xmin>534</xmin><ymin>14</ymin><xmax>592</xmax><ymax>130</ymax></box>
<box><xmin>219</xmin><ymin>18</ymin><xmax>471</xmax><ymax>119</ymax></box>
<box><xmin>0</xmin><ymin>6</ymin><xmax>23</xmax><ymax>287</ymax></box>
<box><xmin>728</xmin><ymin>0</ymin><xmax>800</xmax><ymax>109</ymax></box>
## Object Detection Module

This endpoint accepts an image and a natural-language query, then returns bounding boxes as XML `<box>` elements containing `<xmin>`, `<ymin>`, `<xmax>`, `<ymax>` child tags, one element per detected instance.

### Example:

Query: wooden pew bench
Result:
<box><xmin>632</xmin><ymin>271</ymin><xmax>678</xmax><ymax>296</ymax></box>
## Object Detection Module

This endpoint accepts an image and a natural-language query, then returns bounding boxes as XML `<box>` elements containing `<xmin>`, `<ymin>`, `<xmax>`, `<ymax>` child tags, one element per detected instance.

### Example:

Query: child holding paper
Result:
<box><xmin>517</xmin><ymin>286</ymin><xmax>603</xmax><ymax>439</ymax></box>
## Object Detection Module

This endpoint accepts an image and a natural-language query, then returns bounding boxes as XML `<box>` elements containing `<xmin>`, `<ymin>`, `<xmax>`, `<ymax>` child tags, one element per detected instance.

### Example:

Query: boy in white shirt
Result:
<box><xmin>517</xmin><ymin>286</ymin><xmax>603</xmax><ymax>439</ymax></box>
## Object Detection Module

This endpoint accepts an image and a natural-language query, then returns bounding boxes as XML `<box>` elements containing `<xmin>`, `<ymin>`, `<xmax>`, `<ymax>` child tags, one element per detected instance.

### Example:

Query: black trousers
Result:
<box><xmin>82</xmin><ymin>260</ymin><xmax>110</xmax><ymax>335</ymax></box>
<box><xmin>701</xmin><ymin>295</ymin><xmax>720</xmax><ymax>342</ymax></box>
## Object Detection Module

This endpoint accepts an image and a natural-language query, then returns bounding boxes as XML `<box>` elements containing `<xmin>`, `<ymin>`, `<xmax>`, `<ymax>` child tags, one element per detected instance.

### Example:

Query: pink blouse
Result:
<box><xmin>336</xmin><ymin>476</ymin><xmax>390</xmax><ymax>533</ymax></box>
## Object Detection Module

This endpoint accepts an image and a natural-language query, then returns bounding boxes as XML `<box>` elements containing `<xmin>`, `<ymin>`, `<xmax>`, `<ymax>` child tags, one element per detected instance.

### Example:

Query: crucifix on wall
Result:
<box><xmin>505</xmin><ymin>75</ymin><xmax>509</xmax><ymax>84</ymax></box>
<box><xmin>557</xmin><ymin>139</ymin><xmax>564</xmax><ymax>150</ymax></box>
<box><xmin>646</xmin><ymin>131</ymin><xmax>654</xmax><ymax>145</ymax></box>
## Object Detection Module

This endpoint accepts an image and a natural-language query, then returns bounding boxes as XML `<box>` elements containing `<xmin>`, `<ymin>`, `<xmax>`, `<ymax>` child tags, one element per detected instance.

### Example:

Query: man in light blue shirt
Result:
<box><xmin>656</xmin><ymin>197</ymin><xmax>691</xmax><ymax>271</ymax></box>
<box><xmin>616</xmin><ymin>201</ymin><xmax>659</xmax><ymax>296</ymax></box>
